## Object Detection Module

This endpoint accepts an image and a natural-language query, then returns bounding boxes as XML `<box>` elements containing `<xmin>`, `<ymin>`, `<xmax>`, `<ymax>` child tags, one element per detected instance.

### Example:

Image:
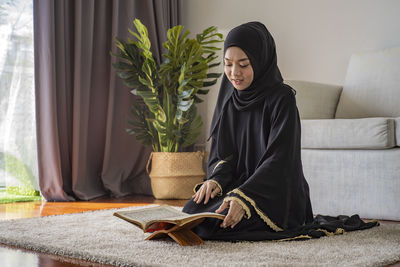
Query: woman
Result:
<box><xmin>182</xmin><ymin>21</ymin><xmax>377</xmax><ymax>241</ymax></box>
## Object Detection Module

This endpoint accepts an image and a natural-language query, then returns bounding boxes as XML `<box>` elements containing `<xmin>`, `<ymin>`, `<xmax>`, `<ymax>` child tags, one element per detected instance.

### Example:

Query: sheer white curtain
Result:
<box><xmin>0</xmin><ymin>0</ymin><xmax>39</xmax><ymax>197</ymax></box>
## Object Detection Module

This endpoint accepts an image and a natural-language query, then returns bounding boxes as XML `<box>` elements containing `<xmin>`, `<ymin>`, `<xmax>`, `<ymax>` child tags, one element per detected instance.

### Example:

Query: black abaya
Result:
<box><xmin>182</xmin><ymin>22</ymin><xmax>378</xmax><ymax>241</ymax></box>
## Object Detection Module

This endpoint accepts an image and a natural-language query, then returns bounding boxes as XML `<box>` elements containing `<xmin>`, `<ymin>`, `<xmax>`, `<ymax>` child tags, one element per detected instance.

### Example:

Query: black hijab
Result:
<box><xmin>209</xmin><ymin>22</ymin><xmax>283</xmax><ymax>138</ymax></box>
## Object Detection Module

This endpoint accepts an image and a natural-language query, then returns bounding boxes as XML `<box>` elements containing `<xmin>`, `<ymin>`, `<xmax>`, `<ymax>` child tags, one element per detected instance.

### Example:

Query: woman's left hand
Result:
<box><xmin>215</xmin><ymin>199</ymin><xmax>245</xmax><ymax>228</ymax></box>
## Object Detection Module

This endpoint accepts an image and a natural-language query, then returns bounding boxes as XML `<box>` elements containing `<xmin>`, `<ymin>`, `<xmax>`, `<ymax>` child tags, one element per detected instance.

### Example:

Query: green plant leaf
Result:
<box><xmin>197</xmin><ymin>89</ymin><xmax>209</xmax><ymax>95</ymax></box>
<box><xmin>178</xmin><ymin>88</ymin><xmax>194</xmax><ymax>99</ymax></box>
<box><xmin>207</xmin><ymin>73</ymin><xmax>222</xmax><ymax>78</ymax></box>
<box><xmin>203</xmin><ymin>79</ymin><xmax>218</xmax><ymax>87</ymax></box>
<box><xmin>193</xmin><ymin>95</ymin><xmax>204</xmax><ymax>103</ymax></box>
<box><xmin>112</xmin><ymin>19</ymin><xmax>223</xmax><ymax>152</ymax></box>
<box><xmin>180</xmin><ymin>106</ymin><xmax>203</xmax><ymax>147</ymax></box>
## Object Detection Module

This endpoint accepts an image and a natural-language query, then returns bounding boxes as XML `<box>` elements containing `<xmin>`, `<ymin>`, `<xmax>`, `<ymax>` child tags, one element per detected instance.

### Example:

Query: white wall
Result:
<box><xmin>182</xmin><ymin>0</ymin><xmax>400</xmax><ymax>146</ymax></box>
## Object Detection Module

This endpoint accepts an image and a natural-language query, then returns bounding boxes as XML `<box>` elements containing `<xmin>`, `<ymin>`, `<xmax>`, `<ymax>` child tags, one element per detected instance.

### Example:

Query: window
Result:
<box><xmin>0</xmin><ymin>0</ymin><xmax>40</xmax><ymax>202</ymax></box>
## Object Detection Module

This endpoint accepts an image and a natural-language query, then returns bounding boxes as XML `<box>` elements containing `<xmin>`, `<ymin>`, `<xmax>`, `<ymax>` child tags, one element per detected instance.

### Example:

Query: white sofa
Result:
<box><xmin>287</xmin><ymin>46</ymin><xmax>400</xmax><ymax>221</ymax></box>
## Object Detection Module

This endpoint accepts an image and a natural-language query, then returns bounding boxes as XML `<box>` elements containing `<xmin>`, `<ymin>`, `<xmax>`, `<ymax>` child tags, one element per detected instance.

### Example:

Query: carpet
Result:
<box><xmin>0</xmin><ymin>205</ymin><xmax>399</xmax><ymax>267</ymax></box>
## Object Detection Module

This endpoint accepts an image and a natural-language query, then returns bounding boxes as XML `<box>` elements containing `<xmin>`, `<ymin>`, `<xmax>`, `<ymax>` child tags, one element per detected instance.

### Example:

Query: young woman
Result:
<box><xmin>182</xmin><ymin>22</ymin><xmax>377</xmax><ymax>241</ymax></box>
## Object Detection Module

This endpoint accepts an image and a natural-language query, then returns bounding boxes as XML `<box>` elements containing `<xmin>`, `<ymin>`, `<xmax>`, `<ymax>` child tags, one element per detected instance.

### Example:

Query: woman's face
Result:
<box><xmin>224</xmin><ymin>46</ymin><xmax>254</xmax><ymax>90</ymax></box>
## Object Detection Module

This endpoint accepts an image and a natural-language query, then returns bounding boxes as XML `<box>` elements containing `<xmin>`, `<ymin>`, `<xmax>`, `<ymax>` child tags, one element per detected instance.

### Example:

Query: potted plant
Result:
<box><xmin>112</xmin><ymin>19</ymin><xmax>223</xmax><ymax>199</ymax></box>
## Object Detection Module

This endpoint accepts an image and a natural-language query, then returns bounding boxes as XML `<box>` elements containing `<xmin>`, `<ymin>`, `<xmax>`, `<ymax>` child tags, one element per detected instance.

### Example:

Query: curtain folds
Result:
<box><xmin>33</xmin><ymin>0</ymin><xmax>182</xmax><ymax>201</ymax></box>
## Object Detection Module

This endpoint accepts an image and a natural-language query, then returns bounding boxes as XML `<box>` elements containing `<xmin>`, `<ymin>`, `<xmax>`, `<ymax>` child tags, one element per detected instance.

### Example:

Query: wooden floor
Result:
<box><xmin>0</xmin><ymin>195</ymin><xmax>399</xmax><ymax>267</ymax></box>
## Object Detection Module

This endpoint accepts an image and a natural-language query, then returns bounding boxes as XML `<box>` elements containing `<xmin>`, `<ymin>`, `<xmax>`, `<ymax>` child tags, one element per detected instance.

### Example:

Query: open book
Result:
<box><xmin>114</xmin><ymin>205</ymin><xmax>225</xmax><ymax>246</ymax></box>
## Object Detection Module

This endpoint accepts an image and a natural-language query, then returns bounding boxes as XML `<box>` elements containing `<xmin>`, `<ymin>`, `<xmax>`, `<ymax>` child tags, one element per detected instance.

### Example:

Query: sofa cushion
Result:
<box><xmin>396</xmin><ymin>117</ymin><xmax>400</xmax><ymax>146</ymax></box>
<box><xmin>285</xmin><ymin>80</ymin><xmax>342</xmax><ymax>119</ymax></box>
<box><xmin>335</xmin><ymin>46</ymin><xmax>400</xmax><ymax>118</ymax></box>
<box><xmin>301</xmin><ymin>117</ymin><xmax>396</xmax><ymax>149</ymax></box>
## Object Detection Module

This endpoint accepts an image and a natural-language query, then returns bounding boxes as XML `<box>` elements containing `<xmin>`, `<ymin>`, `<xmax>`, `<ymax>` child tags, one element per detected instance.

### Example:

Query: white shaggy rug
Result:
<box><xmin>0</xmin><ymin>205</ymin><xmax>399</xmax><ymax>267</ymax></box>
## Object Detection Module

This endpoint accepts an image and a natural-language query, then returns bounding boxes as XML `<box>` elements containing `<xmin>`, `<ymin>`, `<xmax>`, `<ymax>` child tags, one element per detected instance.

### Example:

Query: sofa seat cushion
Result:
<box><xmin>301</xmin><ymin>117</ymin><xmax>396</xmax><ymax>149</ymax></box>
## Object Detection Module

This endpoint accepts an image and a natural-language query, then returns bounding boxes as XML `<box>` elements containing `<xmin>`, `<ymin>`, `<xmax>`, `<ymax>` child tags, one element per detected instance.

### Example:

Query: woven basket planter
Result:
<box><xmin>146</xmin><ymin>151</ymin><xmax>205</xmax><ymax>199</ymax></box>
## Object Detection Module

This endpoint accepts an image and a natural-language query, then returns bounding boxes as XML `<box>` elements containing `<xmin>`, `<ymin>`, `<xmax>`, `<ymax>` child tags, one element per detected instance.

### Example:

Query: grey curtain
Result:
<box><xmin>33</xmin><ymin>0</ymin><xmax>182</xmax><ymax>201</ymax></box>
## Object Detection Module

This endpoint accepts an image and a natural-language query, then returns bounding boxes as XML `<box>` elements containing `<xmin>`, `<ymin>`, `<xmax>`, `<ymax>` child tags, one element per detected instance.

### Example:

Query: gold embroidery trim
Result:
<box><xmin>192</xmin><ymin>180</ymin><xmax>223</xmax><ymax>196</ymax></box>
<box><xmin>212</xmin><ymin>155</ymin><xmax>233</xmax><ymax>174</ymax></box>
<box><xmin>277</xmin><ymin>227</ymin><xmax>345</xmax><ymax>242</ymax></box>
<box><xmin>230</xmin><ymin>188</ymin><xmax>283</xmax><ymax>232</ymax></box>
<box><xmin>212</xmin><ymin>160</ymin><xmax>227</xmax><ymax>173</ymax></box>
<box><xmin>316</xmin><ymin>227</ymin><xmax>346</xmax><ymax>236</ymax></box>
<box><xmin>276</xmin><ymin>235</ymin><xmax>312</xmax><ymax>242</ymax></box>
<box><xmin>277</xmin><ymin>227</ymin><xmax>346</xmax><ymax>242</ymax></box>
<box><xmin>223</xmin><ymin>196</ymin><xmax>251</xmax><ymax>219</ymax></box>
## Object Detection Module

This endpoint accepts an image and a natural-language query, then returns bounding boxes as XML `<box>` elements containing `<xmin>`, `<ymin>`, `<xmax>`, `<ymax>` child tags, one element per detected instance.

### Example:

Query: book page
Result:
<box><xmin>115</xmin><ymin>206</ymin><xmax>188</xmax><ymax>225</ymax></box>
<box><xmin>115</xmin><ymin>205</ymin><xmax>225</xmax><ymax>231</ymax></box>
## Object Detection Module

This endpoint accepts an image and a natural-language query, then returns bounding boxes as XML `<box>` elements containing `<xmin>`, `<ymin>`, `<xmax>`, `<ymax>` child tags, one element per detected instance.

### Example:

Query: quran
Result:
<box><xmin>114</xmin><ymin>205</ymin><xmax>225</xmax><ymax>246</ymax></box>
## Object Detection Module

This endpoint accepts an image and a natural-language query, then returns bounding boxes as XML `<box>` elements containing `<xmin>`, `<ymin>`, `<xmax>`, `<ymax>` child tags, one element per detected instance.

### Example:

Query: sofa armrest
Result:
<box><xmin>301</xmin><ymin>117</ymin><xmax>396</xmax><ymax>149</ymax></box>
<box><xmin>285</xmin><ymin>80</ymin><xmax>343</xmax><ymax>119</ymax></box>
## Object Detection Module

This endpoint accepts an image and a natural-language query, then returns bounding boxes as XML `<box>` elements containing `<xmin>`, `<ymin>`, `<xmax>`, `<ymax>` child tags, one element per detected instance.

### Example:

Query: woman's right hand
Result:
<box><xmin>192</xmin><ymin>180</ymin><xmax>221</xmax><ymax>205</ymax></box>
